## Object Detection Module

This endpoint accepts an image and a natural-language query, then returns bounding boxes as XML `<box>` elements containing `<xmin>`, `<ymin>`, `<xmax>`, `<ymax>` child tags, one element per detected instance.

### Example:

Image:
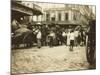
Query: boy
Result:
<box><xmin>69</xmin><ymin>30</ymin><xmax>75</xmax><ymax>51</ymax></box>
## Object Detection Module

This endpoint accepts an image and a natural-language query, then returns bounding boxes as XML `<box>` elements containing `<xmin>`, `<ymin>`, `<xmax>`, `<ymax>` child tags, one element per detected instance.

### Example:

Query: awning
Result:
<box><xmin>11</xmin><ymin>1</ymin><xmax>43</xmax><ymax>16</ymax></box>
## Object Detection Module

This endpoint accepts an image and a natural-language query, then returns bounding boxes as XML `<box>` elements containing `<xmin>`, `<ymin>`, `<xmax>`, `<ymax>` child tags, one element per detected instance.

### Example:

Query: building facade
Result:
<box><xmin>38</xmin><ymin>4</ymin><xmax>95</xmax><ymax>28</ymax></box>
<box><xmin>11</xmin><ymin>1</ymin><xmax>42</xmax><ymax>24</ymax></box>
<box><xmin>12</xmin><ymin>1</ymin><xmax>95</xmax><ymax>28</ymax></box>
<box><xmin>37</xmin><ymin>5</ymin><xmax>82</xmax><ymax>29</ymax></box>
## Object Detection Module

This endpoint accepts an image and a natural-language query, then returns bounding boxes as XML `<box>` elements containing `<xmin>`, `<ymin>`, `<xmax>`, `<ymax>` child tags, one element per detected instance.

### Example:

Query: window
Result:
<box><xmin>51</xmin><ymin>12</ymin><xmax>55</xmax><ymax>21</ymax></box>
<box><xmin>73</xmin><ymin>12</ymin><xmax>77</xmax><ymax>20</ymax></box>
<box><xmin>51</xmin><ymin>17</ymin><xmax>55</xmax><ymax>21</ymax></box>
<box><xmin>46</xmin><ymin>13</ymin><xmax>50</xmax><ymax>21</ymax></box>
<box><xmin>65</xmin><ymin>13</ymin><xmax>68</xmax><ymax>21</ymax></box>
<box><xmin>58</xmin><ymin>13</ymin><xmax>61</xmax><ymax>21</ymax></box>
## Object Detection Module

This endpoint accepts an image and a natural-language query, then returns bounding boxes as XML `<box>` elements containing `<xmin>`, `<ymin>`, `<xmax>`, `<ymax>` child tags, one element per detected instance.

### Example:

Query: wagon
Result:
<box><xmin>86</xmin><ymin>19</ymin><xmax>96</xmax><ymax>66</ymax></box>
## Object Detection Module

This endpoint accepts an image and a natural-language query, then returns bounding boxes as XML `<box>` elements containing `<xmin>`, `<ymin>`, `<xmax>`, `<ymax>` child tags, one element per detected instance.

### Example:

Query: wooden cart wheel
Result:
<box><xmin>86</xmin><ymin>36</ymin><xmax>95</xmax><ymax>65</ymax></box>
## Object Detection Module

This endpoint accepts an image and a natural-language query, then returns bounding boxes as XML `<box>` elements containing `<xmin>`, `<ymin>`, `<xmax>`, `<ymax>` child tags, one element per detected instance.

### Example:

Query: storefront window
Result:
<box><xmin>65</xmin><ymin>13</ymin><xmax>68</xmax><ymax>21</ymax></box>
<box><xmin>73</xmin><ymin>12</ymin><xmax>77</xmax><ymax>20</ymax></box>
<box><xmin>58</xmin><ymin>13</ymin><xmax>61</xmax><ymax>21</ymax></box>
<box><xmin>46</xmin><ymin>13</ymin><xmax>50</xmax><ymax>21</ymax></box>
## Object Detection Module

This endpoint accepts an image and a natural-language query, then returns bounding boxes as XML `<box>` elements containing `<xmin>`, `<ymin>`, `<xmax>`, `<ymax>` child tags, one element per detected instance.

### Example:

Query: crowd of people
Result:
<box><xmin>25</xmin><ymin>23</ymin><xmax>86</xmax><ymax>50</ymax></box>
<box><xmin>12</xmin><ymin>19</ymin><xmax>87</xmax><ymax>50</ymax></box>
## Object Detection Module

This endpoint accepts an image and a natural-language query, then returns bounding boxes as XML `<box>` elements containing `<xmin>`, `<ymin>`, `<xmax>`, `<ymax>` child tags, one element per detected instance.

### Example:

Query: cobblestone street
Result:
<box><xmin>11</xmin><ymin>45</ymin><xmax>90</xmax><ymax>74</ymax></box>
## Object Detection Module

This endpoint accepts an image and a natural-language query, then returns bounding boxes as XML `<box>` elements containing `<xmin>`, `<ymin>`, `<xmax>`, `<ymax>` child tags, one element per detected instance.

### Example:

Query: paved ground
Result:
<box><xmin>11</xmin><ymin>45</ymin><xmax>90</xmax><ymax>74</ymax></box>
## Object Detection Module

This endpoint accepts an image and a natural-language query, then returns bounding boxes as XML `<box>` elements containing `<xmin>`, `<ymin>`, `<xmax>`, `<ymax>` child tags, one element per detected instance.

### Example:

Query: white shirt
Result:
<box><xmin>50</xmin><ymin>32</ymin><xmax>55</xmax><ymax>37</ymax></box>
<box><xmin>37</xmin><ymin>31</ymin><xmax>41</xmax><ymax>39</ymax></box>
<box><xmin>70</xmin><ymin>32</ymin><xmax>75</xmax><ymax>40</ymax></box>
<box><xmin>67</xmin><ymin>32</ymin><xmax>70</xmax><ymax>38</ymax></box>
<box><xmin>62</xmin><ymin>32</ymin><xmax>67</xmax><ymax>37</ymax></box>
<box><xmin>74</xmin><ymin>31</ymin><xmax>79</xmax><ymax>37</ymax></box>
